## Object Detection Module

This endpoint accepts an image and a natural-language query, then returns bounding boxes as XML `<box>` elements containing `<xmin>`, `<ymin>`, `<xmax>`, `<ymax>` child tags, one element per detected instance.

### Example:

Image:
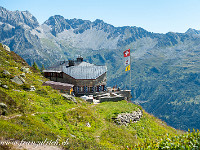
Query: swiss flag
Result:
<box><xmin>123</xmin><ymin>49</ymin><xmax>130</xmax><ymax>57</ymax></box>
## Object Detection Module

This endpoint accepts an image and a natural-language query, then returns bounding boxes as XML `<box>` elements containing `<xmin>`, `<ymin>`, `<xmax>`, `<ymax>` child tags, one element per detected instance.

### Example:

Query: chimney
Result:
<box><xmin>77</xmin><ymin>56</ymin><xmax>83</xmax><ymax>62</ymax></box>
<box><xmin>69</xmin><ymin>60</ymin><xmax>75</xmax><ymax>66</ymax></box>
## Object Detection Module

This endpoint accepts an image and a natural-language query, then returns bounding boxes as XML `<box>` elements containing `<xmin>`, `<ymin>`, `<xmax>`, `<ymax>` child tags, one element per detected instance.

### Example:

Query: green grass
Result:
<box><xmin>133</xmin><ymin>129</ymin><xmax>200</xmax><ymax>149</ymax></box>
<box><xmin>94</xmin><ymin>101</ymin><xmax>141</xmax><ymax>121</ymax></box>
<box><xmin>0</xmin><ymin>44</ymin><xmax>190</xmax><ymax>149</ymax></box>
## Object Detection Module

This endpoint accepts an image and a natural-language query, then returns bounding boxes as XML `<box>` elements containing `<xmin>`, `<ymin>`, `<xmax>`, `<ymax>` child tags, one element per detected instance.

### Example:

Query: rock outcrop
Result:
<box><xmin>20</xmin><ymin>67</ymin><xmax>30</xmax><ymax>73</ymax></box>
<box><xmin>3</xmin><ymin>70</ymin><xmax>10</xmax><ymax>75</ymax></box>
<box><xmin>62</xmin><ymin>94</ymin><xmax>77</xmax><ymax>103</ymax></box>
<box><xmin>2</xmin><ymin>45</ymin><xmax>10</xmax><ymax>51</ymax></box>
<box><xmin>114</xmin><ymin>109</ymin><xmax>143</xmax><ymax>126</ymax></box>
<box><xmin>10</xmin><ymin>76</ymin><xmax>25</xmax><ymax>85</ymax></box>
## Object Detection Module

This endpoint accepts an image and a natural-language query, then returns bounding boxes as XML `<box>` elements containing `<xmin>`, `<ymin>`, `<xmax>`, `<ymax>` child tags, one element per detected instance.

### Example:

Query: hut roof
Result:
<box><xmin>63</xmin><ymin>62</ymin><xmax>107</xmax><ymax>79</ymax></box>
<box><xmin>43</xmin><ymin>59</ymin><xmax>107</xmax><ymax>80</ymax></box>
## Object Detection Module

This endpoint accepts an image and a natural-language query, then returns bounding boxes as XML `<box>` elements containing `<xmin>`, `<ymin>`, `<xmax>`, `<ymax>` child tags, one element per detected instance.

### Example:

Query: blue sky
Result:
<box><xmin>1</xmin><ymin>0</ymin><xmax>200</xmax><ymax>33</ymax></box>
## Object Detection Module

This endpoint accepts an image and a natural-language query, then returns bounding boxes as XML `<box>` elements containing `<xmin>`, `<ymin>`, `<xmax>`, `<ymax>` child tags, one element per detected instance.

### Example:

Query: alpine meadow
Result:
<box><xmin>1</xmin><ymin>5</ymin><xmax>200</xmax><ymax>149</ymax></box>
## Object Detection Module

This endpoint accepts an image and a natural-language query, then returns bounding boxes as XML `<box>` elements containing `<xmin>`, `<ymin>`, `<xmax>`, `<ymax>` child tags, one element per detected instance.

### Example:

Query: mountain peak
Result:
<box><xmin>185</xmin><ymin>28</ymin><xmax>200</xmax><ymax>35</ymax></box>
<box><xmin>0</xmin><ymin>6</ymin><xmax>39</xmax><ymax>28</ymax></box>
<box><xmin>44</xmin><ymin>15</ymin><xmax>66</xmax><ymax>25</ymax></box>
<box><xmin>44</xmin><ymin>15</ymin><xmax>71</xmax><ymax>36</ymax></box>
<box><xmin>94</xmin><ymin>19</ymin><xmax>104</xmax><ymax>23</ymax></box>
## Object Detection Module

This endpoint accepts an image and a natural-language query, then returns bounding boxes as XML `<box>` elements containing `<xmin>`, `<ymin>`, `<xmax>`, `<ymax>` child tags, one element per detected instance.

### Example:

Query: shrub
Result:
<box><xmin>21</xmin><ymin>84</ymin><xmax>30</xmax><ymax>90</ymax></box>
<box><xmin>35</xmin><ymin>89</ymin><xmax>48</xmax><ymax>96</ymax></box>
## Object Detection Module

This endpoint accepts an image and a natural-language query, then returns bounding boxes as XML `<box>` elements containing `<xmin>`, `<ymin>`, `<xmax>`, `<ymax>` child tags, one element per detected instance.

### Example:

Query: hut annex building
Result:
<box><xmin>43</xmin><ymin>57</ymin><xmax>107</xmax><ymax>96</ymax></box>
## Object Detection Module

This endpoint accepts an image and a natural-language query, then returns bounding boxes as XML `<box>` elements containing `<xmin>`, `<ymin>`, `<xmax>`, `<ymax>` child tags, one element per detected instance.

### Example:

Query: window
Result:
<box><xmin>89</xmin><ymin>87</ymin><xmax>93</xmax><ymax>92</ymax></box>
<box><xmin>80</xmin><ymin>87</ymin><xmax>83</xmax><ymax>92</ymax></box>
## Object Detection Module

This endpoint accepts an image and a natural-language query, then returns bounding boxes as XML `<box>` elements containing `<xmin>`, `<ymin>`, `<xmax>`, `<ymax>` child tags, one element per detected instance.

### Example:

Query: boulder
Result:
<box><xmin>29</xmin><ymin>86</ymin><xmax>36</xmax><ymax>91</ymax></box>
<box><xmin>20</xmin><ymin>67</ymin><xmax>30</xmax><ymax>73</ymax></box>
<box><xmin>2</xmin><ymin>45</ymin><xmax>10</xmax><ymax>52</ymax></box>
<box><xmin>2</xmin><ymin>85</ymin><xmax>8</xmax><ymax>89</ymax></box>
<box><xmin>19</xmin><ymin>76</ymin><xmax>25</xmax><ymax>83</ymax></box>
<box><xmin>62</xmin><ymin>94</ymin><xmax>77</xmax><ymax>103</ymax></box>
<box><xmin>86</xmin><ymin>122</ymin><xmax>91</xmax><ymax>127</ymax></box>
<box><xmin>20</xmin><ymin>73</ymin><xmax>26</xmax><ymax>77</ymax></box>
<box><xmin>3</xmin><ymin>70</ymin><xmax>10</xmax><ymax>75</ymax></box>
<box><xmin>0</xmin><ymin>103</ymin><xmax>7</xmax><ymax>109</ymax></box>
<box><xmin>11</xmin><ymin>76</ymin><xmax>25</xmax><ymax>85</ymax></box>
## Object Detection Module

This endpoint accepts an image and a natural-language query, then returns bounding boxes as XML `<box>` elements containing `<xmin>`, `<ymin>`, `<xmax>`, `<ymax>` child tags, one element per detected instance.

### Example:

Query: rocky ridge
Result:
<box><xmin>1</xmin><ymin>6</ymin><xmax>197</xmax><ymax>67</ymax></box>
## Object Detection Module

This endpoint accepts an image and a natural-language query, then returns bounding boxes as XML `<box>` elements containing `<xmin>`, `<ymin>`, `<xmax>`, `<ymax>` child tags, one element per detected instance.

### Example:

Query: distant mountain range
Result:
<box><xmin>1</xmin><ymin>6</ymin><xmax>200</xmax><ymax>130</ymax></box>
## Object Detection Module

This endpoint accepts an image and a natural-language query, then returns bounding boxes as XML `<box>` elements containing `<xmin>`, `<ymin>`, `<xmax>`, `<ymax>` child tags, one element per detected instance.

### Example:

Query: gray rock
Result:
<box><xmin>20</xmin><ymin>73</ymin><xmax>26</xmax><ymax>77</ymax></box>
<box><xmin>19</xmin><ymin>76</ymin><xmax>25</xmax><ymax>83</ymax></box>
<box><xmin>0</xmin><ymin>103</ymin><xmax>7</xmax><ymax>109</ymax></box>
<box><xmin>115</xmin><ymin>110</ymin><xmax>143</xmax><ymax>126</ymax></box>
<box><xmin>20</xmin><ymin>67</ymin><xmax>30</xmax><ymax>73</ymax></box>
<box><xmin>2</xmin><ymin>45</ymin><xmax>10</xmax><ymax>52</ymax></box>
<box><xmin>29</xmin><ymin>85</ymin><xmax>36</xmax><ymax>91</ymax></box>
<box><xmin>86</xmin><ymin>122</ymin><xmax>91</xmax><ymax>127</ymax></box>
<box><xmin>62</xmin><ymin>94</ymin><xmax>77</xmax><ymax>103</ymax></box>
<box><xmin>11</xmin><ymin>76</ymin><xmax>25</xmax><ymax>85</ymax></box>
<box><xmin>3</xmin><ymin>70</ymin><xmax>10</xmax><ymax>75</ymax></box>
<box><xmin>2</xmin><ymin>85</ymin><xmax>8</xmax><ymax>89</ymax></box>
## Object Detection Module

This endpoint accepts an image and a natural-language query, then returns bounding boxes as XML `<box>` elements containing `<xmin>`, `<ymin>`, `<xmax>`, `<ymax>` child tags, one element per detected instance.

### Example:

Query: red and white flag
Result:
<box><xmin>123</xmin><ymin>49</ymin><xmax>130</xmax><ymax>57</ymax></box>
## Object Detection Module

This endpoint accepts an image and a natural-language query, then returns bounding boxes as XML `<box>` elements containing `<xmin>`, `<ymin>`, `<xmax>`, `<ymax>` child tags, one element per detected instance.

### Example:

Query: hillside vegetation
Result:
<box><xmin>2</xmin><ymin>6</ymin><xmax>200</xmax><ymax>131</ymax></box>
<box><xmin>0</xmin><ymin>44</ymin><xmax>200</xmax><ymax>149</ymax></box>
<box><xmin>83</xmin><ymin>46</ymin><xmax>200</xmax><ymax>131</ymax></box>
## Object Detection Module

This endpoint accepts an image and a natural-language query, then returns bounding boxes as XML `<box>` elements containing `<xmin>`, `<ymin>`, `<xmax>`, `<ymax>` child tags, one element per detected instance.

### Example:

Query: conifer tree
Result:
<box><xmin>32</xmin><ymin>61</ymin><xmax>39</xmax><ymax>71</ymax></box>
<box><xmin>40</xmin><ymin>64</ymin><xmax>45</xmax><ymax>73</ymax></box>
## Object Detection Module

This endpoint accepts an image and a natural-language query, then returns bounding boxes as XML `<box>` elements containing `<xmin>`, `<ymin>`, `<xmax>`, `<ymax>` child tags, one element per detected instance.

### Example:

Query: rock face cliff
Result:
<box><xmin>0</xmin><ymin>6</ymin><xmax>39</xmax><ymax>28</ymax></box>
<box><xmin>1</xmin><ymin>7</ymin><xmax>200</xmax><ymax>130</ymax></box>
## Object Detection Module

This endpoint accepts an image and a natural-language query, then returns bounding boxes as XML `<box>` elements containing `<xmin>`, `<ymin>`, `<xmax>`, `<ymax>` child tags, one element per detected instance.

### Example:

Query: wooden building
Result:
<box><xmin>43</xmin><ymin>57</ymin><xmax>107</xmax><ymax>96</ymax></box>
<box><xmin>42</xmin><ymin>81</ymin><xmax>74</xmax><ymax>94</ymax></box>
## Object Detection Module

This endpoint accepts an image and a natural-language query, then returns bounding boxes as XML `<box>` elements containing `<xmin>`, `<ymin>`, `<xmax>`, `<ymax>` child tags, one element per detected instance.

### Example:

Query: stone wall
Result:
<box><xmin>100</xmin><ymin>96</ymin><xmax>124</xmax><ymax>103</ymax></box>
<box><xmin>119</xmin><ymin>90</ymin><xmax>132</xmax><ymax>100</ymax></box>
<box><xmin>94</xmin><ymin>90</ymin><xmax>132</xmax><ymax>103</ymax></box>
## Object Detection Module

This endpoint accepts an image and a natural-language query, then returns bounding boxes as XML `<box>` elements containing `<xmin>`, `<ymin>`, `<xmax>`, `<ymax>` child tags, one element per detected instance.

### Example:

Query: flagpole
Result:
<box><xmin>130</xmin><ymin>49</ymin><xmax>131</xmax><ymax>90</ymax></box>
<box><xmin>123</xmin><ymin>49</ymin><xmax>131</xmax><ymax>91</ymax></box>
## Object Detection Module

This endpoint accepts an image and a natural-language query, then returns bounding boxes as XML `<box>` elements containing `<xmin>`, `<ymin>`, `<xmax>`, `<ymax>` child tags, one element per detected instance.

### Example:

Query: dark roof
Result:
<box><xmin>43</xmin><ymin>81</ymin><xmax>74</xmax><ymax>91</ymax></box>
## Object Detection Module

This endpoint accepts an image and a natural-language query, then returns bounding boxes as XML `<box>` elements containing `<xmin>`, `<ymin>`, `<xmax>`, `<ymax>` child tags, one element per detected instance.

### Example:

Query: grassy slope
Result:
<box><xmin>84</xmin><ymin>47</ymin><xmax>200</xmax><ymax>131</ymax></box>
<box><xmin>0</xmin><ymin>45</ymin><xmax>182</xmax><ymax>149</ymax></box>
